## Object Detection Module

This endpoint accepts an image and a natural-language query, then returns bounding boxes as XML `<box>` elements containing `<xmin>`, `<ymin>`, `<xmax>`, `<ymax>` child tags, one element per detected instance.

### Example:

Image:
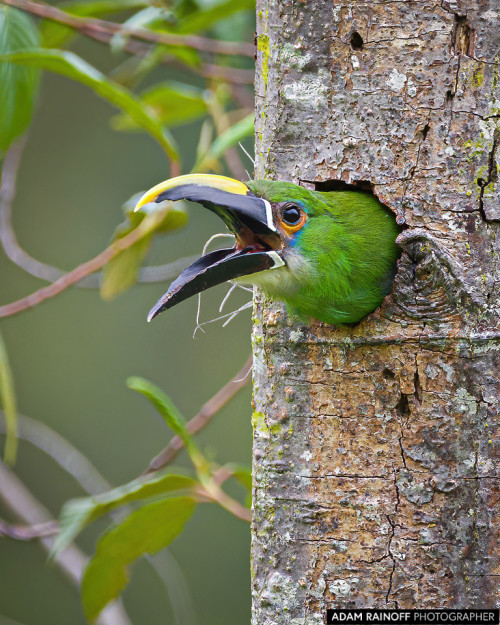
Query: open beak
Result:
<box><xmin>134</xmin><ymin>174</ymin><xmax>284</xmax><ymax>321</ymax></box>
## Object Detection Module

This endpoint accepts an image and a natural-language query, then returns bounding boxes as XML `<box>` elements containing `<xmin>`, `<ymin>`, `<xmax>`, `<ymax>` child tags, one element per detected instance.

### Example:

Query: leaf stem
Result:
<box><xmin>196</xmin><ymin>481</ymin><xmax>251</xmax><ymax>523</ymax></box>
<box><xmin>0</xmin><ymin>213</ymin><xmax>154</xmax><ymax>317</ymax></box>
<box><xmin>144</xmin><ymin>356</ymin><xmax>252</xmax><ymax>473</ymax></box>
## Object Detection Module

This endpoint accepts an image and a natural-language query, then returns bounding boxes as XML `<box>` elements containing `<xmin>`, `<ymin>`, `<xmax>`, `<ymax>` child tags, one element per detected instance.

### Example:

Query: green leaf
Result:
<box><xmin>162</xmin><ymin>44</ymin><xmax>201</xmax><ymax>68</ymax></box>
<box><xmin>176</xmin><ymin>0</ymin><xmax>254</xmax><ymax>34</ymax></box>
<box><xmin>127</xmin><ymin>377</ymin><xmax>189</xmax><ymax>444</ymax></box>
<box><xmin>231</xmin><ymin>465</ymin><xmax>252</xmax><ymax>507</ymax></box>
<box><xmin>100</xmin><ymin>233</ymin><xmax>152</xmax><ymax>300</ymax></box>
<box><xmin>195</xmin><ymin>112</ymin><xmax>254</xmax><ymax>172</ymax></box>
<box><xmin>52</xmin><ymin>472</ymin><xmax>196</xmax><ymax>557</ymax></box>
<box><xmin>1</xmin><ymin>48</ymin><xmax>179</xmax><ymax>161</ymax></box>
<box><xmin>126</xmin><ymin>376</ymin><xmax>207</xmax><ymax>472</ymax></box>
<box><xmin>232</xmin><ymin>465</ymin><xmax>252</xmax><ymax>492</ymax></box>
<box><xmin>82</xmin><ymin>496</ymin><xmax>196</xmax><ymax>621</ymax></box>
<box><xmin>60</xmin><ymin>0</ymin><xmax>147</xmax><ymax>16</ymax></box>
<box><xmin>41</xmin><ymin>0</ymin><xmax>149</xmax><ymax>48</ymax></box>
<box><xmin>100</xmin><ymin>199</ymin><xmax>187</xmax><ymax>300</ymax></box>
<box><xmin>0</xmin><ymin>6</ymin><xmax>40</xmax><ymax>154</ymax></box>
<box><xmin>112</xmin><ymin>81</ymin><xmax>208</xmax><ymax>131</ymax></box>
<box><xmin>0</xmin><ymin>331</ymin><xmax>18</xmax><ymax>465</ymax></box>
<box><xmin>109</xmin><ymin>6</ymin><xmax>166</xmax><ymax>54</ymax></box>
<box><xmin>195</xmin><ymin>119</ymin><xmax>214</xmax><ymax>164</ymax></box>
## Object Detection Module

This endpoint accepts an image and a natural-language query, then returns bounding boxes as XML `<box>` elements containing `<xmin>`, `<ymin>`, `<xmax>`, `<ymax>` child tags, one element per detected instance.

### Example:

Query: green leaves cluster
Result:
<box><xmin>0</xmin><ymin>0</ymin><xmax>255</xmax><ymax>166</ymax></box>
<box><xmin>52</xmin><ymin>376</ymin><xmax>250</xmax><ymax>622</ymax></box>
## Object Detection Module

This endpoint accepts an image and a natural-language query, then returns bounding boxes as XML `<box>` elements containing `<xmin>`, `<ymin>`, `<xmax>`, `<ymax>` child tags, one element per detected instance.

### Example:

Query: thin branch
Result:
<box><xmin>0</xmin><ymin>143</ymin><xmax>205</xmax><ymax>289</ymax></box>
<box><xmin>0</xmin><ymin>459</ymin><xmax>132</xmax><ymax>625</ymax></box>
<box><xmin>110</xmin><ymin>37</ymin><xmax>255</xmax><ymax>84</ymax></box>
<box><xmin>197</xmin><ymin>63</ymin><xmax>254</xmax><ymax>85</ymax></box>
<box><xmin>145</xmin><ymin>356</ymin><xmax>252</xmax><ymax>473</ymax></box>
<box><xmin>0</xmin><ymin>204</ymin><xmax>160</xmax><ymax>318</ymax></box>
<box><xmin>207</xmin><ymin>96</ymin><xmax>248</xmax><ymax>180</ymax></box>
<box><xmin>196</xmin><ymin>482</ymin><xmax>251</xmax><ymax>523</ymax></box>
<box><xmin>112</xmin><ymin>38</ymin><xmax>255</xmax><ymax>85</ymax></box>
<box><xmin>0</xmin><ymin>518</ymin><xmax>58</xmax><ymax>540</ymax></box>
<box><xmin>0</xmin><ymin>139</ymin><xmax>75</xmax><ymax>283</ymax></box>
<box><xmin>138</xmin><ymin>256</ymin><xmax>198</xmax><ymax>283</ymax></box>
<box><xmin>0</xmin><ymin>411</ymin><xmax>111</xmax><ymax>495</ymax></box>
<box><xmin>2</xmin><ymin>0</ymin><xmax>255</xmax><ymax>57</ymax></box>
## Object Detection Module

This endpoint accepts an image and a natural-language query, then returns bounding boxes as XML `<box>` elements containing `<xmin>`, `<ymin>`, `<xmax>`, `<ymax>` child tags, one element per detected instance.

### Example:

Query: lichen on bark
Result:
<box><xmin>251</xmin><ymin>1</ymin><xmax>499</xmax><ymax>622</ymax></box>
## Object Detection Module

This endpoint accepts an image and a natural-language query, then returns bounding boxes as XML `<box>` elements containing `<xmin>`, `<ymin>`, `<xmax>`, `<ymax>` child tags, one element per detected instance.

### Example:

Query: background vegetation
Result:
<box><xmin>0</xmin><ymin>1</ymin><xmax>257</xmax><ymax>623</ymax></box>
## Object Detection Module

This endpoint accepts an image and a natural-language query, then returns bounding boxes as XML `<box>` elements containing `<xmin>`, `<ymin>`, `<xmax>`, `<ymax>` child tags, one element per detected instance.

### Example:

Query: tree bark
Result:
<box><xmin>251</xmin><ymin>0</ymin><xmax>499</xmax><ymax>621</ymax></box>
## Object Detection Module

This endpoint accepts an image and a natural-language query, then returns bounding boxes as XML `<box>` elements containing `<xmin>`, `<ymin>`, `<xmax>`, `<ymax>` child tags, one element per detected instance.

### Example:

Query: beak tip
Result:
<box><xmin>147</xmin><ymin>305</ymin><xmax>163</xmax><ymax>322</ymax></box>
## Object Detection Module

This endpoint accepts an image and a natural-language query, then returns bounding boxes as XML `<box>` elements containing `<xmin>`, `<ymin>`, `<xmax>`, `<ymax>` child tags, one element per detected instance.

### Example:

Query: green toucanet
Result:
<box><xmin>134</xmin><ymin>174</ymin><xmax>400</xmax><ymax>325</ymax></box>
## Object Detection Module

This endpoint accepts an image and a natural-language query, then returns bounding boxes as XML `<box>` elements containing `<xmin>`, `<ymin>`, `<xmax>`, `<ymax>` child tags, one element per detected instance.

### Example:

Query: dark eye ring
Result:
<box><xmin>281</xmin><ymin>203</ymin><xmax>303</xmax><ymax>225</ymax></box>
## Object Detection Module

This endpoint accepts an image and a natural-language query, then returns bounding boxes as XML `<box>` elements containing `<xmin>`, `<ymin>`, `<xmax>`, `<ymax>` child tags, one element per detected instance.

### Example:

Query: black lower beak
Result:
<box><xmin>134</xmin><ymin>176</ymin><xmax>284</xmax><ymax>321</ymax></box>
<box><xmin>147</xmin><ymin>246</ymin><xmax>283</xmax><ymax>321</ymax></box>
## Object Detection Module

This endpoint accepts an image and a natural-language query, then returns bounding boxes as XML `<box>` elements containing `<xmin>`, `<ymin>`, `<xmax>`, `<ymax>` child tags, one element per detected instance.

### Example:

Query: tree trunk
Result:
<box><xmin>251</xmin><ymin>0</ymin><xmax>499</xmax><ymax>621</ymax></box>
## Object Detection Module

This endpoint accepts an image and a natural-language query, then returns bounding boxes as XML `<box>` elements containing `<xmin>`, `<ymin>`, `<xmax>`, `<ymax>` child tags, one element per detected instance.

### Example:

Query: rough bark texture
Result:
<box><xmin>251</xmin><ymin>1</ymin><xmax>499</xmax><ymax>622</ymax></box>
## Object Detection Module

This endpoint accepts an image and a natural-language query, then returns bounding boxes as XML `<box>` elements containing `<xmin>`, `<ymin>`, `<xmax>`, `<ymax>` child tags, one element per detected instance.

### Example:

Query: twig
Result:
<box><xmin>0</xmin><ymin>205</ymin><xmax>160</xmax><ymax>318</ymax></box>
<box><xmin>0</xmin><ymin>143</ymin><xmax>206</xmax><ymax>290</ymax></box>
<box><xmin>0</xmin><ymin>139</ymin><xmax>74</xmax><ymax>283</ymax></box>
<box><xmin>0</xmin><ymin>411</ymin><xmax>111</xmax><ymax>494</ymax></box>
<box><xmin>2</xmin><ymin>0</ymin><xmax>255</xmax><ymax>57</ymax></box>
<box><xmin>206</xmin><ymin>96</ymin><xmax>247</xmax><ymax>180</ymax></box>
<box><xmin>198</xmin><ymin>63</ymin><xmax>254</xmax><ymax>85</ymax></box>
<box><xmin>110</xmin><ymin>37</ymin><xmax>255</xmax><ymax>84</ymax></box>
<box><xmin>0</xmin><ymin>460</ymin><xmax>132</xmax><ymax>625</ymax></box>
<box><xmin>0</xmin><ymin>518</ymin><xmax>58</xmax><ymax>540</ymax></box>
<box><xmin>138</xmin><ymin>256</ymin><xmax>198</xmax><ymax>283</ymax></box>
<box><xmin>145</xmin><ymin>356</ymin><xmax>252</xmax><ymax>473</ymax></box>
<box><xmin>196</xmin><ymin>482</ymin><xmax>251</xmax><ymax>523</ymax></box>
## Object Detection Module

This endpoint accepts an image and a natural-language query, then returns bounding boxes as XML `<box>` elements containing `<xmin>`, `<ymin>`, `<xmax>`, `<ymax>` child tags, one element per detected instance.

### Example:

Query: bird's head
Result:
<box><xmin>135</xmin><ymin>174</ymin><xmax>400</xmax><ymax>325</ymax></box>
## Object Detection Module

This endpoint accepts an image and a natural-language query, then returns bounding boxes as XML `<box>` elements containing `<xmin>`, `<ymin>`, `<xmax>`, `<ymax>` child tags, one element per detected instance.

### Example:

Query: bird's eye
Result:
<box><xmin>279</xmin><ymin>203</ymin><xmax>307</xmax><ymax>233</ymax></box>
<box><xmin>282</xmin><ymin>205</ymin><xmax>301</xmax><ymax>224</ymax></box>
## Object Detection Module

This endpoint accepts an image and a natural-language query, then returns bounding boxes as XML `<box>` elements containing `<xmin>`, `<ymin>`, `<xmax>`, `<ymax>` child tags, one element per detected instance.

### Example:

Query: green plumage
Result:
<box><xmin>245</xmin><ymin>180</ymin><xmax>401</xmax><ymax>325</ymax></box>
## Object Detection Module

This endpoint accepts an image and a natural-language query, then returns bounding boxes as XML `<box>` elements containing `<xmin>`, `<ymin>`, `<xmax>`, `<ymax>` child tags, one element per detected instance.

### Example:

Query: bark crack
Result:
<box><xmin>385</xmin><ymin>514</ymin><xmax>398</xmax><ymax>606</ymax></box>
<box><xmin>477</xmin><ymin>134</ymin><xmax>498</xmax><ymax>223</ymax></box>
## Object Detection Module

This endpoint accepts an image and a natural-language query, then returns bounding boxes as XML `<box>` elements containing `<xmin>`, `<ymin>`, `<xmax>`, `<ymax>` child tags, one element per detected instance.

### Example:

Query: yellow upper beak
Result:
<box><xmin>134</xmin><ymin>174</ymin><xmax>249</xmax><ymax>212</ymax></box>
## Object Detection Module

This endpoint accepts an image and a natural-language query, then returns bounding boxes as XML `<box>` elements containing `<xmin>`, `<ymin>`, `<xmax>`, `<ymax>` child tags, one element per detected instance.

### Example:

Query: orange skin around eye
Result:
<box><xmin>279</xmin><ymin>208</ymin><xmax>308</xmax><ymax>236</ymax></box>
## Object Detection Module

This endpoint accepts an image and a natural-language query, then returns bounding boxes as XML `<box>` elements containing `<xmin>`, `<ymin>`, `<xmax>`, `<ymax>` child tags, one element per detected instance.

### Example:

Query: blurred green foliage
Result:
<box><xmin>0</xmin><ymin>6</ymin><xmax>40</xmax><ymax>154</ymax></box>
<box><xmin>0</xmin><ymin>0</ymin><xmax>256</xmax><ymax>623</ymax></box>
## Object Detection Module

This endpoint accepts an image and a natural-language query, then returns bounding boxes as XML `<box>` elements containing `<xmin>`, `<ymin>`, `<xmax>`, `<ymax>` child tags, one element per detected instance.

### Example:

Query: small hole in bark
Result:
<box><xmin>422</xmin><ymin>124</ymin><xmax>430</xmax><ymax>141</ymax></box>
<box><xmin>451</xmin><ymin>14</ymin><xmax>476</xmax><ymax>57</ymax></box>
<box><xmin>396</xmin><ymin>393</ymin><xmax>410</xmax><ymax>417</ymax></box>
<box><xmin>312</xmin><ymin>178</ymin><xmax>404</xmax><ymax>235</ymax></box>
<box><xmin>350</xmin><ymin>31</ymin><xmax>364</xmax><ymax>50</ymax></box>
<box><xmin>477</xmin><ymin>177</ymin><xmax>485</xmax><ymax>187</ymax></box>
<box><xmin>414</xmin><ymin>370</ymin><xmax>422</xmax><ymax>405</ymax></box>
<box><xmin>383</xmin><ymin>368</ymin><xmax>396</xmax><ymax>381</ymax></box>
<box><xmin>313</xmin><ymin>179</ymin><xmax>374</xmax><ymax>193</ymax></box>
<box><xmin>446</xmin><ymin>90</ymin><xmax>455</xmax><ymax>102</ymax></box>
